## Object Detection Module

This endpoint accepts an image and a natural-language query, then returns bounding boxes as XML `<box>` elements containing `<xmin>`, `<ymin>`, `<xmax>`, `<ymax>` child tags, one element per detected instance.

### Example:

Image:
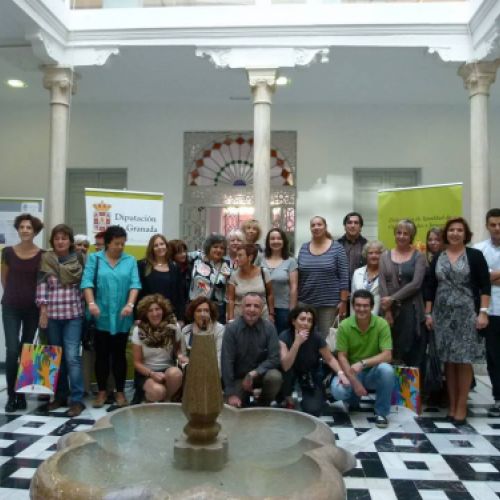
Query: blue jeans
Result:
<box><xmin>2</xmin><ymin>305</ymin><xmax>39</xmax><ymax>397</ymax></box>
<box><xmin>274</xmin><ymin>308</ymin><xmax>290</xmax><ymax>336</ymax></box>
<box><xmin>47</xmin><ymin>317</ymin><xmax>84</xmax><ymax>404</ymax></box>
<box><xmin>331</xmin><ymin>363</ymin><xmax>395</xmax><ymax>417</ymax></box>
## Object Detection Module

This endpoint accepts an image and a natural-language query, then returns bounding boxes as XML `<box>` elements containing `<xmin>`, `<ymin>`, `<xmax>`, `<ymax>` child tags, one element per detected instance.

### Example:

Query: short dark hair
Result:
<box><xmin>203</xmin><ymin>233</ymin><xmax>227</xmax><ymax>257</ymax></box>
<box><xmin>95</xmin><ymin>231</ymin><xmax>105</xmax><ymax>241</ymax></box>
<box><xmin>442</xmin><ymin>217</ymin><xmax>473</xmax><ymax>245</ymax></box>
<box><xmin>288</xmin><ymin>305</ymin><xmax>317</xmax><ymax>333</ymax></box>
<box><xmin>49</xmin><ymin>224</ymin><xmax>75</xmax><ymax>252</ymax></box>
<box><xmin>352</xmin><ymin>289</ymin><xmax>375</xmax><ymax>307</ymax></box>
<box><xmin>103</xmin><ymin>225</ymin><xmax>127</xmax><ymax>248</ymax></box>
<box><xmin>264</xmin><ymin>228</ymin><xmax>290</xmax><ymax>259</ymax></box>
<box><xmin>486</xmin><ymin>208</ymin><xmax>500</xmax><ymax>223</ymax></box>
<box><xmin>185</xmin><ymin>296</ymin><xmax>218</xmax><ymax>323</ymax></box>
<box><xmin>238</xmin><ymin>243</ymin><xmax>259</xmax><ymax>264</ymax></box>
<box><xmin>13</xmin><ymin>213</ymin><xmax>43</xmax><ymax>235</ymax></box>
<box><xmin>343</xmin><ymin>212</ymin><xmax>364</xmax><ymax>228</ymax></box>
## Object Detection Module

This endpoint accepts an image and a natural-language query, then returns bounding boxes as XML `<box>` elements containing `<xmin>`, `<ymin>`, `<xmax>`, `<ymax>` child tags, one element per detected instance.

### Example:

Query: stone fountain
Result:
<box><xmin>30</xmin><ymin>328</ymin><xmax>355</xmax><ymax>499</ymax></box>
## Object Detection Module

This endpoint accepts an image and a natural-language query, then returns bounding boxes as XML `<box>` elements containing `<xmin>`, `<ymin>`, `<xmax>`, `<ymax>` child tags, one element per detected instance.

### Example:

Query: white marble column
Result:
<box><xmin>248</xmin><ymin>69</ymin><xmax>277</xmax><ymax>237</ymax></box>
<box><xmin>43</xmin><ymin>67</ymin><xmax>76</xmax><ymax>229</ymax></box>
<box><xmin>458</xmin><ymin>60</ymin><xmax>500</xmax><ymax>241</ymax></box>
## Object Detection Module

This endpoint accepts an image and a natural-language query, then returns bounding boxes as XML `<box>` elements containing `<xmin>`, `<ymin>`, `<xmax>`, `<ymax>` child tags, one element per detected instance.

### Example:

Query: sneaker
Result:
<box><xmin>15</xmin><ymin>394</ymin><xmax>27</xmax><ymax>411</ymax></box>
<box><xmin>488</xmin><ymin>404</ymin><xmax>500</xmax><ymax>418</ymax></box>
<box><xmin>374</xmin><ymin>415</ymin><xmax>388</xmax><ymax>428</ymax></box>
<box><xmin>5</xmin><ymin>397</ymin><xmax>17</xmax><ymax>413</ymax></box>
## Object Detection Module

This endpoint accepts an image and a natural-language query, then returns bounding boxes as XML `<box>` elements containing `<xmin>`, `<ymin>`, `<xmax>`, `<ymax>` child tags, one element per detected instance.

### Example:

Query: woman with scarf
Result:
<box><xmin>181</xmin><ymin>296</ymin><xmax>225</xmax><ymax>370</ymax></box>
<box><xmin>36</xmin><ymin>224</ymin><xmax>86</xmax><ymax>417</ymax></box>
<box><xmin>132</xmin><ymin>294</ymin><xmax>187</xmax><ymax>403</ymax></box>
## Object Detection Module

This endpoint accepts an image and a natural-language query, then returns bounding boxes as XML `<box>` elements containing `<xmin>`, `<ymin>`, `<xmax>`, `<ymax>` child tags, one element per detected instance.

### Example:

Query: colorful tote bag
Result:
<box><xmin>15</xmin><ymin>334</ymin><xmax>62</xmax><ymax>395</ymax></box>
<box><xmin>391</xmin><ymin>365</ymin><xmax>421</xmax><ymax>415</ymax></box>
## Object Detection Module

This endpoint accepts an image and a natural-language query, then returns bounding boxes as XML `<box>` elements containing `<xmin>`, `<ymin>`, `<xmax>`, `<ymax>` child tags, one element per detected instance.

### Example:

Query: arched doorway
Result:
<box><xmin>181</xmin><ymin>131</ymin><xmax>297</xmax><ymax>251</ymax></box>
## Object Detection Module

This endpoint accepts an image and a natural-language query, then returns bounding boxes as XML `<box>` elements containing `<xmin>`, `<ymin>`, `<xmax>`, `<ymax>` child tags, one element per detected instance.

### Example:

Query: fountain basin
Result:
<box><xmin>31</xmin><ymin>403</ymin><xmax>355</xmax><ymax>499</ymax></box>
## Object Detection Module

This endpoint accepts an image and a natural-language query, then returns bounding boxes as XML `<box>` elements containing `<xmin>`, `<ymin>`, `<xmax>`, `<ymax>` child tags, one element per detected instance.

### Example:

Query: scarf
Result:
<box><xmin>138</xmin><ymin>311</ymin><xmax>178</xmax><ymax>349</ymax></box>
<box><xmin>38</xmin><ymin>250</ymin><xmax>83</xmax><ymax>286</ymax></box>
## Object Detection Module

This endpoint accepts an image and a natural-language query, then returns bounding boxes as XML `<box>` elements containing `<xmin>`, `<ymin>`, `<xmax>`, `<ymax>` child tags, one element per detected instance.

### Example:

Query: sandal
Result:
<box><xmin>114</xmin><ymin>393</ymin><xmax>129</xmax><ymax>408</ymax></box>
<box><xmin>92</xmin><ymin>393</ymin><xmax>107</xmax><ymax>409</ymax></box>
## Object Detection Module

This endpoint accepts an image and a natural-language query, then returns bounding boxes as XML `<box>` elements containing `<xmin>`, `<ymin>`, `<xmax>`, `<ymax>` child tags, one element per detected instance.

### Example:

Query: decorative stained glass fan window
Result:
<box><xmin>188</xmin><ymin>136</ymin><xmax>294</xmax><ymax>187</ymax></box>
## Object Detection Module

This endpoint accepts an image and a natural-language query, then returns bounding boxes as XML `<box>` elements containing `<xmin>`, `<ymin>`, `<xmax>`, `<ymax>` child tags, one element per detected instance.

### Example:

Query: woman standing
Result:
<box><xmin>263</xmin><ymin>228</ymin><xmax>298</xmax><ymax>334</ymax></box>
<box><xmin>227</xmin><ymin>229</ymin><xmax>245</xmax><ymax>269</ymax></box>
<box><xmin>138</xmin><ymin>234</ymin><xmax>185</xmax><ymax>323</ymax></box>
<box><xmin>189</xmin><ymin>234</ymin><xmax>231</xmax><ymax>324</ymax></box>
<box><xmin>241</xmin><ymin>219</ymin><xmax>263</xmax><ymax>266</ymax></box>
<box><xmin>1</xmin><ymin>214</ymin><xmax>43</xmax><ymax>413</ymax></box>
<box><xmin>425</xmin><ymin>217</ymin><xmax>490</xmax><ymax>424</ymax></box>
<box><xmin>227</xmin><ymin>244</ymin><xmax>274</xmax><ymax>321</ymax></box>
<box><xmin>169</xmin><ymin>239</ymin><xmax>191</xmax><ymax>303</ymax></box>
<box><xmin>379</xmin><ymin>219</ymin><xmax>427</xmax><ymax>366</ymax></box>
<box><xmin>36</xmin><ymin>224</ymin><xmax>85</xmax><ymax>417</ymax></box>
<box><xmin>351</xmin><ymin>241</ymin><xmax>385</xmax><ymax>316</ymax></box>
<box><xmin>297</xmin><ymin>216</ymin><xmax>349</xmax><ymax>339</ymax></box>
<box><xmin>426</xmin><ymin>227</ymin><xmax>444</xmax><ymax>264</ymax></box>
<box><xmin>81</xmin><ymin>226</ymin><xmax>141</xmax><ymax>408</ymax></box>
<box><xmin>182</xmin><ymin>296</ymin><xmax>225</xmax><ymax>370</ymax></box>
<box><xmin>132</xmin><ymin>294</ymin><xmax>185</xmax><ymax>403</ymax></box>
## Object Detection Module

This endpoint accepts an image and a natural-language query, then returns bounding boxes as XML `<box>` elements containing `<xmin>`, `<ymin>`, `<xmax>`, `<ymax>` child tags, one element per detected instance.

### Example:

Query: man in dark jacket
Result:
<box><xmin>221</xmin><ymin>293</ymin><xmax>282</xmax><ymax>408</ymax></box>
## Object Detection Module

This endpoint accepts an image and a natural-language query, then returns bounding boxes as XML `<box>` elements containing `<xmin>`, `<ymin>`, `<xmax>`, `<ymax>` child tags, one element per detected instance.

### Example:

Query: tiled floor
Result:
<box><xmin>0</xmin><ymin>375</ymin><xmax>498</xmax><ymax>499</ymax></box>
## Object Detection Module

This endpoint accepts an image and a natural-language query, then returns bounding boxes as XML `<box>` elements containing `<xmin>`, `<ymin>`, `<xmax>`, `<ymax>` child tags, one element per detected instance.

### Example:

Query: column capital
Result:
<box><xmin>248</xmin><ymin>69</ymin><xmax>277</xmax><ymax>105</ymax></box>
<box><xmin>42</xmin><ymin>66</ymin><xmax>77</xmax><ymax>106</ymax></box>
<box><xmin>458</xmin><ymin>59</ymin><xmax>500</xmax><ymax>97</ymax></box>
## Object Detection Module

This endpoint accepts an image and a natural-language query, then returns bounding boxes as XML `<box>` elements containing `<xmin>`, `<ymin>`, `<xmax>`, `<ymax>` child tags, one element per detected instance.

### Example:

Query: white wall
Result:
<box><xmin>3</xmin><ymin>99</ymin><xmax>499</xmax><ymax>244</ymax></box>
<box><xmin>1</xmin><ymin>97</ymin><xmax>499</xmax><ymax>362</ymax></box>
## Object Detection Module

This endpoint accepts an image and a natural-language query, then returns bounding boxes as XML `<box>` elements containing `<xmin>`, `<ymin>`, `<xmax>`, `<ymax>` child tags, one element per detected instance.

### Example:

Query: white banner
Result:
<box><xmin>84</xmin><ymin>188</ymin><xmax>164</xmax><ymax>249</ymax></box>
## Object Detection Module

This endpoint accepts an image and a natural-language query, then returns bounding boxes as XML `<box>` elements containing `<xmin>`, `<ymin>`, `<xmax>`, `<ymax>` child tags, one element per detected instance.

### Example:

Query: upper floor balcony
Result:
<box><xmin>71</xmin><ymin>0</ymin><xmax>464</xmax><ymax>7</ymax></box>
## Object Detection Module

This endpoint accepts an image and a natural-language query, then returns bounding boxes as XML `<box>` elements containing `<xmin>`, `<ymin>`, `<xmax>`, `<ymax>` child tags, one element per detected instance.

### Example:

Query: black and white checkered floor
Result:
<box><xmin>0</xmin><ymin>376</ymin><xmax>499</xmax><ymax>499</ymax></box>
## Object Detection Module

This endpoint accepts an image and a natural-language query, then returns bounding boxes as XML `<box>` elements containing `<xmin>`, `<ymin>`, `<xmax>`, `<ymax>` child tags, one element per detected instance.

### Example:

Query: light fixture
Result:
<box><xmin>5</xmin><ymin>79</ymin><xmax>28</xmax><ymax>89</ymax></box>
<box><xmin>276</xmin><ymin>76</ymin><xmax>289</xmax><ymax>86</ymax></box>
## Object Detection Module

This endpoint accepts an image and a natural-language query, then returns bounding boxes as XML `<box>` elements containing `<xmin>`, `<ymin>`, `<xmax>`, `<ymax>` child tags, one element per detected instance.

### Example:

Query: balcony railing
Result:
<box><xmin>71</xmin><ymin>0</ymin><xmax>462</xmax><ymax>8</ymax></box>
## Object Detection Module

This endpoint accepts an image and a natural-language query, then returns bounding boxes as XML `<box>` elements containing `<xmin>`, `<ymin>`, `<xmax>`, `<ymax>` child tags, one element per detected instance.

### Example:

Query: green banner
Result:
<box><xmin>377</xmin><ymin>183</ymin><xmax>462</xmax><ymax>251</ymax></box>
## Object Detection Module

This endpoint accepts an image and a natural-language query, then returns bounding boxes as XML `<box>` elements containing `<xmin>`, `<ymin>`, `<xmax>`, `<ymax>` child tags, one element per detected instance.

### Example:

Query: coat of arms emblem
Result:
<box><xmin>93</xmin><ymin>201</ymin><xmax>112</xmax><ymax>233</ymax></box>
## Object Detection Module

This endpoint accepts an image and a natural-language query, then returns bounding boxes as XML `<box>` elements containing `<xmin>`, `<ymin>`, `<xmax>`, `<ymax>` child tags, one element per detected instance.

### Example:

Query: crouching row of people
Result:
<box><xmin>133</xmin><ymin>289</ymin><xmax>395</xmax><ymax>428</ymax></box>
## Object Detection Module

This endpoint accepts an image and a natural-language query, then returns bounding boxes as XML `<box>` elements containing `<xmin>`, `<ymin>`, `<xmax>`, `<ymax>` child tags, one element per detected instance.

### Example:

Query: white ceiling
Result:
<box><xmin>0</xmin><ymin>1</ymin><xmax>499</xmax><ymax>108</ymax></box>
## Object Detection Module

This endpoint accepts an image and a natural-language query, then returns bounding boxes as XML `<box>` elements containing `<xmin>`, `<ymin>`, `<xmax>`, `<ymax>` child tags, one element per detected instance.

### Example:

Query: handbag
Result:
<box><xmin>424</xmin><ymin>332</ymin><xmax>442</xmax><ymax>393</ymax></box>
<box><xmin>83</xmin><ymin>256</ymin><xmax>99</xmax><ymax>351</ymax></box>
<box><xmin>391</xmin><ymin>365</ymin><xmax>422</xmax><ymax>414</ymax></box>
<box><xmin>15</xmin><ymin>329</ymin><xmax>62</xmax><ymax>395</ymax></box>
<box><xmin>326</xmin><ymin>315</ymin><xmax>340</xmax><ymax>352</ymax></box>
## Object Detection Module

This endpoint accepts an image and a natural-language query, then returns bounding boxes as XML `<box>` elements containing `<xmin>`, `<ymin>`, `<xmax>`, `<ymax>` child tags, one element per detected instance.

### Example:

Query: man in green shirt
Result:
<box><xmin>331</xmin><ymin>289</ymin><xmax>394</xmax><ymax>428</ymax></box>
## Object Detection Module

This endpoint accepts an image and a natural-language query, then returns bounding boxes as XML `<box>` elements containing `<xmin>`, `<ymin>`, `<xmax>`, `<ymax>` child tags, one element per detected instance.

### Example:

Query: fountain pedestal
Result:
<box><xmin>174</xmin><ymin>329</ymin><xmax>228</xmax><ymax>471</ymax></box>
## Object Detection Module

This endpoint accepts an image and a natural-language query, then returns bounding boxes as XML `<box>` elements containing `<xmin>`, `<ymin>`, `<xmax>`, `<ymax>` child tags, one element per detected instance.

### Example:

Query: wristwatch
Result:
<box><xmin>360</xmin><ymin>359</ymin><xmax>367</xmax><ymax>368</ymax></box>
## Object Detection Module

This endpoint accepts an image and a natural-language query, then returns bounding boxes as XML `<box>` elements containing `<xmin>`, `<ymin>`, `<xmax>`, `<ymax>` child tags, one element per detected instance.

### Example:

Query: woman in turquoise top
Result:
<box><xmin>81</xmin><ymin>226</ymin><xmax>141</xmax><ymax>409</ymax></box>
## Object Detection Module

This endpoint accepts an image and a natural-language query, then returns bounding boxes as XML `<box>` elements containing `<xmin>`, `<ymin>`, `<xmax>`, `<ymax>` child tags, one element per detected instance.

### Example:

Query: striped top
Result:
<box><xmin>298</xmin><ymin>240</ymin><xmax>349</xmax><ymax>307</ymax></box>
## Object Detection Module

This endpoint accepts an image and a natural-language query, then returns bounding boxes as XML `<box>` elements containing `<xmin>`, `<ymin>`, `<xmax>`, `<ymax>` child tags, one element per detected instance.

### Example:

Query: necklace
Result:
<box><xmin>155</xmin><ymin>262</ymin><xmax>168</xmax><ymax>268</ymax></box>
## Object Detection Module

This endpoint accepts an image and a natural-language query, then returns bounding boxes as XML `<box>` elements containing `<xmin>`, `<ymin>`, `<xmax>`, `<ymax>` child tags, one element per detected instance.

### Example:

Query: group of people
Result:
<box><xmin>2</xmin><ymin>208</ymin><xmax>499</xmax><ymax>429</ymax></box>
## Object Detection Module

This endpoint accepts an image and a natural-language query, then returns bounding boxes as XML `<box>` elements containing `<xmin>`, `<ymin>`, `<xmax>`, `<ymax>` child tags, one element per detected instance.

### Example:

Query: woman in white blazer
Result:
<box><xmin>351</xmin><ymin>240</ymin><xmax>385</xmax><ymax>316</ymax></box>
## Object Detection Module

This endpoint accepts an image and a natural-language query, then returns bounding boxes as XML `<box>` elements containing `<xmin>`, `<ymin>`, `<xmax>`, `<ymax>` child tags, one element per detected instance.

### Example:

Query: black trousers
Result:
<box><xmin>484</xmin><ymin>316</ymin><xmax>500</xmax><ymax>401</ymax></box>
<box><xmin>282</xmin><ymin>368</ymin><xmax>324</xmax><ymax>417</ymax></box>
<box><xmin>94</xmin><ymin>331</ymin><xmax>128</xmax><ymax>392</ymax></box>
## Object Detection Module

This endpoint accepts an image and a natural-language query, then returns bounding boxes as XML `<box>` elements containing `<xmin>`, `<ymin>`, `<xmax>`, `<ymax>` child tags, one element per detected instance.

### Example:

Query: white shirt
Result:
<box><xmin>351</xmin><ymin>265</ymin><xmax>380</xmax><ymax>316</ymax></box>
<box><xmin>474</xmin><ymin>238</ymin><xmax>500</xmax><ymax>316</ymax></box>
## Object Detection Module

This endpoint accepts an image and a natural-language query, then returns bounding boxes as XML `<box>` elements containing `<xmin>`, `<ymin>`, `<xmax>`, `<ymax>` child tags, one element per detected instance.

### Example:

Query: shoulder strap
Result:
<box><xmin>93</xmin><ymin>255</ymin><xmax>99</xmax><ymax>300</ymax></box>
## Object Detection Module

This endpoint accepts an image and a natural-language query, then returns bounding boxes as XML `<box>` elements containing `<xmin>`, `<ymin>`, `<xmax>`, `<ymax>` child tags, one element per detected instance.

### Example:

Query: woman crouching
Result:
<box><xmin>132</xmin><ymin>294</ymin><xmax>187</xmax><ymax>402</ymax></box>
